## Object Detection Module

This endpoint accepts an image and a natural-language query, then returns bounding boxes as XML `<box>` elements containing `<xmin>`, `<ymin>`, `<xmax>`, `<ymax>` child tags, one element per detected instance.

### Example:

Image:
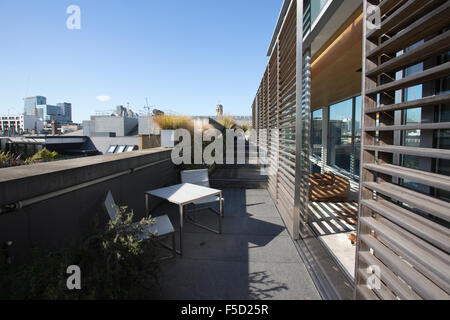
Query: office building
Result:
<box><xmin>24</xmin><ymin>96</ymin><xmax>72</xmax><ymax>126</ymax></box>
<box><xmin>24</xmin><ymin>96</ymin><xmax>46</xmax><ymax>116</ymax></box>
<box><xmin>0</xmin><ymin>114</ymin><xmax>44</xmax><ymax>135</ymax></box>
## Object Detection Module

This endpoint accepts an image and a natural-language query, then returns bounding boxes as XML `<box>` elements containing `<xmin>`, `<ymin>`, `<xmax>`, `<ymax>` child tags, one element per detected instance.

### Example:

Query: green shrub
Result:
<box><xmin>26</xmin><ymin>148</ymin><xmax>61</xmax><ymax>163</ymax></box>
<box><xmin>0</xmin><ymin>206</ymin><xmax>161</xmax><ymax>300</ymax></box>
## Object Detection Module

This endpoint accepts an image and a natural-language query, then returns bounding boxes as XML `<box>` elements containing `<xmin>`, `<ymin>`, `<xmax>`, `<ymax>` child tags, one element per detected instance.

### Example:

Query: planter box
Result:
<box><xmin>161</xmin><ymin>130</ymin><xmax>175</xmax><ymax>148</ymax></box>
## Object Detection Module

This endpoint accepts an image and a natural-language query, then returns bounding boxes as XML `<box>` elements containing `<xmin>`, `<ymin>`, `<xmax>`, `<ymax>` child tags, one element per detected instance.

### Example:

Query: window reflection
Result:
<box><xmin>311</xmin><ymin>109</ymin><xmax>322</xmax><ymax>158</ymax></box>
<box><xmin>311</xmin><ymin>96</ymin><xmax>362</xmax><ymax>180</ymax></box>
<box><xmin>328</xmin><ymin>99</ymin><xmax>353</xmax><ymax>174</ymax></box>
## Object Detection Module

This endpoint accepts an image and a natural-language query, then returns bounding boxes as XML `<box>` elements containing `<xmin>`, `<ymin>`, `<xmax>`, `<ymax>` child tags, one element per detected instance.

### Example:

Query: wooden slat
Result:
<box><xmin>362</xmin><ymin>199</ymin><xmax>450</xmax><ymax>253</ymax></box>
<box><xmin>362</xmin><ymin>217</ymin><xmax>450</xmax><ymax>293</ymax></box>
<box><xmin>359</xmin><ymin>251</ymin><xmax>422</xmax><ymax>300</ymax></box>
<box><xmin>363</xmin><ymin>181</ymin><xmax>450</xmax><ymax>222</ymax></box>
<box><xmin>375</xmin><ymin>215</ymin><xmax>450</xmax><ymax>293</ymax></box>
<box><xmin>364</xmin><ymin>121</ymin><xmax>450</xmax><ymax>132</ymax></box>
<box><xmin>367</xmin><ymin>1</ymin><xmax>450</xmax><ymax>58</ymax></box>
<box><xmin>356</xmin><ymin>285</ymin><xmax>380</xmax><ymax>300</ymax></box>
<box><xmin>367</xmin><ymin>0</ymin><xmax>445</xmax><ymax>40</ymax></box>
<box><xmin>377</xmin><ymin>0</ymin><xmax>408</xmax><ymax>16</ymax></box>
<box><xmin>357</xmin><ymin>269</ymin><xmax>397</xmax><ymax>300</ymax></box>
<box><xmin>364</xmin><ymin>163</ymin><xmax>450</xmax><ymax>192</ymax></box>
<box><xmin>364</xmin><ymin>145</ymin><xmax>450</xmax><ymax>160</ymax></box>
<box><xmin>366</xmin><ymin>62</ymin><xmax>450</xmax><ymax>96</ymax></box>
<box><xmin>367</xmin><ymin>30</ymin><xmax>450</xmax><ymax>78</ymax></box>
<box><xmin>365</xmin><ymin>93</ymin><xmax>450</xmax><ymax>114</ymax></box>
<box><xmin>360</xmin><ymin>234</ymin><xmax>448</xmax><ymax>299</ymax></box>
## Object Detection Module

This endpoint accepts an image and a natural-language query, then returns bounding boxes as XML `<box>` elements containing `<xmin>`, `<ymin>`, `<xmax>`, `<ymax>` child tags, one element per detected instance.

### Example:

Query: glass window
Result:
<box><xmin>116</xmin><ymin>146</ymin><xmax>126</xmax><ymax>153</ymax></box>
<box><xmin>311</xmin><ymin>109</ymin><xmax>323</xmax><ymax>158</ymax></box>
<box><xmin>401</xmin><ymin>48</ymin><xmax>424</xmax><ymax>190</ymax></box>
<box><xmin>125</xmin><ymin>146</ymin><xmax>135</xmax><ymax>152</ymax></box>
<box><xmin>311</xmin><ymin>0</ymin><xmax>328</xmax><ymax>26</ymax></box>
<box><xmin>328</xmin><ymin>99</ymin><xmax>353</xmax><ymax>173</ymax></box>
<box><xmin>106</xmin><ymin>145</ymin><xmax>117</xmax><ymax>154</ymax></box>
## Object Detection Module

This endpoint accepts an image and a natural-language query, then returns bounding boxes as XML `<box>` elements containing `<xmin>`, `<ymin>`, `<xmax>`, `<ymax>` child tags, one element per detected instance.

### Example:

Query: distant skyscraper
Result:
<box><xmin>57</xmin><ymin>103</ymin><xmax>72</xmax><ymax>122</ymax></box>
<box><xmin>24</xmin><ymin>96</ymin><xmax>72</xmax><ymax>126</ymax></box>
<box><xmin>24</xmin><ymin>96</ymin><xmax>46</xmax><ymax>116</ymax></box>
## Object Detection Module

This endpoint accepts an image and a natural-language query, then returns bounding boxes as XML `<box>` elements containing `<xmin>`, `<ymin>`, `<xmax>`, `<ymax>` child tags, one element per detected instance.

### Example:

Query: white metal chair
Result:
<box><xmin>180</xmin><ymin>169</ymin><xmax>224</xmax><ymax>228</ymax></box>
<box><xmin>104</xmin><ymin>191</ymin><xmax>176</xmax><ymax>259</ymax></box>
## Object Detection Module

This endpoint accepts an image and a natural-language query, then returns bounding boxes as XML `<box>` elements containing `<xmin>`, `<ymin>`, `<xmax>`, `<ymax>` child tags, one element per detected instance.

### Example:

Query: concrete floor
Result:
<box><xmin>151</xmin><ymin>189</ymin><xmax>321</xmax><ymax>300</ymax></box>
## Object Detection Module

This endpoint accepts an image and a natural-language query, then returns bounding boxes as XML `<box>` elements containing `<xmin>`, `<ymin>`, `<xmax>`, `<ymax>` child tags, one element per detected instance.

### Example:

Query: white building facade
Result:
<box><xmin>0</xmin><ymin>114</ymin><xmax>44</xmax><ymax>135</ymax></box>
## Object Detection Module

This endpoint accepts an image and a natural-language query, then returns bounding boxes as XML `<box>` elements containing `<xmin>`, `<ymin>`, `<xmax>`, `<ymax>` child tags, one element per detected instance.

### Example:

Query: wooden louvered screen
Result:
<box><xmin>268</xmin><ymin>43</ymin><xmax>279</xmax><ymax>199</ymax></box>
<box><xmin>356</xmin><ymin>0</ymin><xmax>450</xmax><ymax>300</ymax></box>
<box><xmin>252</xmin><ymin>99</ymin><xmax>256</xmax><ymax>129</ymax></box>
<box><xmin>253</xmin><ymin>0</ymin><xmax>300</xmax><ymax>239</ymax></box>
<box><xmin>276</xmin><ymin>0</ymin><xmax>298</xmax><ymax>238</ymax></box>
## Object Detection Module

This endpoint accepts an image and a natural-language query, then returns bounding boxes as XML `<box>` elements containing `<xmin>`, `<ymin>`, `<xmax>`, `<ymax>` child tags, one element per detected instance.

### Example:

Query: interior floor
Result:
<box><xmin>308</xmin><ymin>201</ymin><xmax>358</xmax><ymax>280</ymax></box>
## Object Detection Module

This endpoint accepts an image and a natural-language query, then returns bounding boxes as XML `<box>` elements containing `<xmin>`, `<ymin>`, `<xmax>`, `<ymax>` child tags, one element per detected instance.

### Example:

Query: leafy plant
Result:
<box><xmin>0</xmin><ymin>151</ymin><xmax>23</xmax><ymax>168</ymax></box>
<box><xmin>0</xmin><ymin>206</ymin><xmax>161</xmax><ymax>300</ymax></box>
<box><xmin>26</xmin><ymin>148</ymin><xmax>61</xmax><ymax>163</ymax></box>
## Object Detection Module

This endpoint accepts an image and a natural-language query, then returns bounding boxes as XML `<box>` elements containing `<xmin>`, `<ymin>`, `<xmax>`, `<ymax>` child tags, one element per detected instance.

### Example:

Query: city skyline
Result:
<box><xmin>0</xmin><ymin>0</ymin><xmax>282</xmax><ymax>123</ymax></box>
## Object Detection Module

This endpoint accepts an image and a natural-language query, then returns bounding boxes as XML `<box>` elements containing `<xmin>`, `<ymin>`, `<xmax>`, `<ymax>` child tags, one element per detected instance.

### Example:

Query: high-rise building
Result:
<box><xmin>24</xmin><ymin>96</ymin><xmax>72</xmax><ymax>126</ymax></box>
<box><xmin>24</xmin><ymin>96</ymin><xmax>46</xmax><ymax>116</ymax></box>
<box><xmin>57</xmin><ymin>103</ymin><xmax>72</xmax><ymax>122</ymax></box>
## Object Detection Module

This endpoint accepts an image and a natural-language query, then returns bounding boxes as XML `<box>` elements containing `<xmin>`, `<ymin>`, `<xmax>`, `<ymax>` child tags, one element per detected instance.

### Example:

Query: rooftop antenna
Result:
<box><xmin>144</xmin><ymin>98</ymin><xmax>151</xmax><ymax>115</ymax></box>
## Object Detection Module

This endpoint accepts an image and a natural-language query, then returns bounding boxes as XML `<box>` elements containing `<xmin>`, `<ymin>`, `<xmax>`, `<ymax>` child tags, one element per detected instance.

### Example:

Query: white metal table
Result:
<box><xmin>145</xmin><ymin>183</ymin><xmax>223</xmax><ymax>255</ymax></box>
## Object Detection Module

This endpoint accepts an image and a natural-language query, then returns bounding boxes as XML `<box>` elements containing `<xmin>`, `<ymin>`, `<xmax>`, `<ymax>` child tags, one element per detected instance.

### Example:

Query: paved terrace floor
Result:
<box><xmin>151</xmin><ymin>188</ymin><xmax>321</xmax><ymax>300</ymax></box>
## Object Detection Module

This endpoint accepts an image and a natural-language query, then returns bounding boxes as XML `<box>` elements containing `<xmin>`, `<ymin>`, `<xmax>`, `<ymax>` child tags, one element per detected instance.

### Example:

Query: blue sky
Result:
<box><xmin>0</xmin><ymin>0</ymin><xmax>282</xmax><ymax>123</ymax></box>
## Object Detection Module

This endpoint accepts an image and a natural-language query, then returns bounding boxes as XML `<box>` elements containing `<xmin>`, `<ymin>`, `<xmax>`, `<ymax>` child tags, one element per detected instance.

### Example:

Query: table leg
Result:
<box><xmin>179</xmin><ymin>204</ymin><xmax>184</xmax><ymax>256</ymax></box>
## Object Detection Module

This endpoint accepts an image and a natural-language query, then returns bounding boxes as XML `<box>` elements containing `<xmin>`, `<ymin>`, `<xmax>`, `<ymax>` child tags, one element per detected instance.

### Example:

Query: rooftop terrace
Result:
<box><xmin>0</xmin><ymin>148</ymin><xmax>320</xmax><ymax>299</ymax></box>
<box><xmin>153</xmin><ymin>188</ymin><xmax>320</xmax><ymax>300</ymax></box>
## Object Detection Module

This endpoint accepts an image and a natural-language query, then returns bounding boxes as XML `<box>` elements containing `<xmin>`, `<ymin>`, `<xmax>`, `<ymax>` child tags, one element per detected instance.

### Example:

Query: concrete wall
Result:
<box><xmin>86</xmin><ymin>117</ymin><xmax>139</xmax><ymax>137</ymax></box>
<box><xmin>94</xmin><ymin>117</ymin><xmax>125</xmax><ymax>136</ymax></box>
<box><xmin>0</xmin><ymin>148</ymin><xmax>176</xmax><ymax>264</ymax></box>
<box><xmin>138</xmin><ymin>116</ymin><xmax>159</xmax><ymax>135</ymax></box>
